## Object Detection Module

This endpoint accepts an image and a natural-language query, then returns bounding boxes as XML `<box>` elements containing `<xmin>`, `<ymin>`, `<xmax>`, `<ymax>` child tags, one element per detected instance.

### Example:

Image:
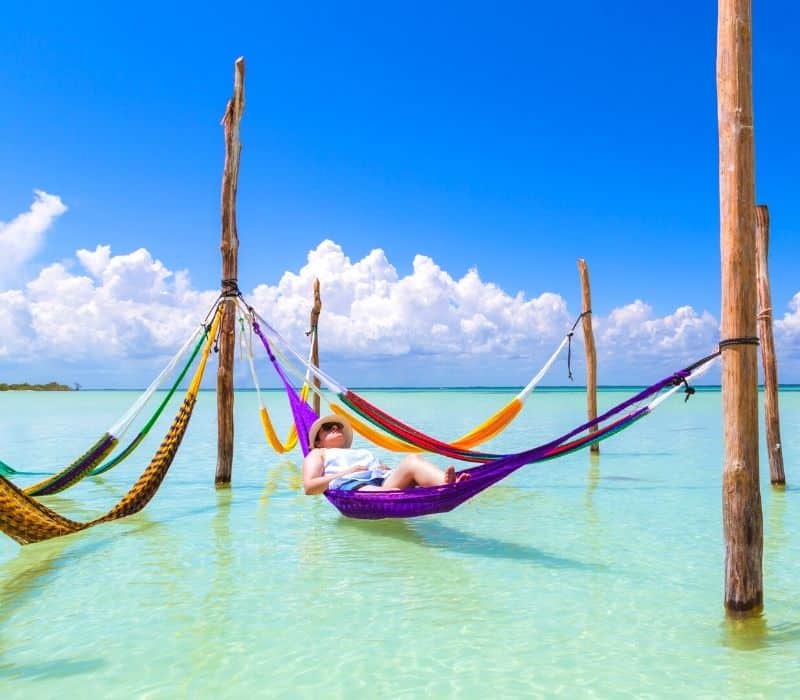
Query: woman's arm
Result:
<box><xmin>301</xmin><ymin>449</ymin><xmax>366</xmax><ymax>495</ymax></box>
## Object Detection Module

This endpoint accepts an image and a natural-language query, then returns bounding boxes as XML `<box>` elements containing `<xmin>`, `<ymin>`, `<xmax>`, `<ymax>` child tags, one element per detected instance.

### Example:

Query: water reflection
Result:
<box><xmin>720</xmin><ymin>614</ymin><xmax>769</xmax><ymax>650</ymax></box>
<box><xmin>584</xmin><ymin>452</ymin><xmax>600</xmax><ymax>524</ymax></box>
<box><xmin>259</xmin><ymin>460</ymin><xmax>300</xmax><ymax>510</ymax></box>
<box><xmin>720</xmin><ymin>608</ymin><xmax>800</xmax><ymax>651</ymax></box>
<box><xmin>212</xmin><ymin>488</ymin><xmax>233</xmax><ymax>571</ymax></box>
<box><xmin>207</xmin><ymin>489</ymin><xmax>233</xmax><ymax>623</ymax></box>
<box><xmin>765</xmin><ymin>487</ymin><xmax>788</xmax><ymax>561</ymax></box>
<box><xmin>0</xmin><ymin>538</ymin><xmax>72</xmax><ymax>625</ymax></box>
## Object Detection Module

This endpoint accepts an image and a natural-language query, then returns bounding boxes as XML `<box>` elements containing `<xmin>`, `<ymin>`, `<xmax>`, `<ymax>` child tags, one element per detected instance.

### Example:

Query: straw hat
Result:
<box><xmin>308</xmin><ymin>414</ymin><xmax>353</xmax><ymax>449</ymax></box>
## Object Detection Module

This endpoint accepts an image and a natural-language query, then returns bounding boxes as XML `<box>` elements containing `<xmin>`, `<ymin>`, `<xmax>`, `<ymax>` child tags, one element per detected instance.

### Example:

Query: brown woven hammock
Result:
<box><xmin>0</xmin><ymin>308</ymin><xmax>220</xmax><ymax>545</ymax></box>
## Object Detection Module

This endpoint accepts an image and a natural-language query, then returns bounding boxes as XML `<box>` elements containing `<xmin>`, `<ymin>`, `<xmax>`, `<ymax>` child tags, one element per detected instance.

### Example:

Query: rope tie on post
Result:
<box><xmin>221</xmin><ymin>278</ymin><xmax>241</xmax><ymax>297</ymax></box>
<box><xmin>673</xmin><ymin>336</ymin><xmax>760</xmax><ymax>401</ymax></box>
<box><xmin>718</xmin><ymin>336</ymin><xmax>759</xmax><ymax>351</ymax></box>
<box><xmin>567</xmin><ymin>309</ymin><xmax>591</xmax><ymax>381</ymax></box>
<box><xmin>682</xmin><ymin>336</ymin><xmax>760</xmax><ymax>375</ymax></box>
<box><xmin>217</xmin><ymin>279</ymin><xmax>241</xmax><ymax>354</ymax></box>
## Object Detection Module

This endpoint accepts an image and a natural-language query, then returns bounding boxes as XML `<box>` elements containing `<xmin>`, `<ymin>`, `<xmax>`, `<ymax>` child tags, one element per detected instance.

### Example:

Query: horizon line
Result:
<box><xmin>51</xmin><ymin>383</ymin><xmax>800</xmax><ymax>392</ymax></box>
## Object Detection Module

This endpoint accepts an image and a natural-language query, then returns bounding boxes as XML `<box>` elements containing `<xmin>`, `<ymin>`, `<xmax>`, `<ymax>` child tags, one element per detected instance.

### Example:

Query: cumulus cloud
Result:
<box><xmin>0</xmin><ymin>190</ymin><xmax>67</xmax><ymax>287</ymax></box>
<box><xmin>775</xmin><ymin>292</ymin><xmax>800</xmax><ymax>355</ymax></box>
<box><xmin>3</xmin><ymin>245</ymin><xmax>216</xmax><ymax>363</ymax></box>
<box><xmin>250</xmin><ymin>240</ymin><xmax>572</xmax><ymax>359</ymax></box>
<box><xmin>3</xmin><ymin>194</ymin><xmax>799</xmax><ymax>385</ymax></box>
<box><xmin>772</xmin><ymin>294</ymin><xmax>800</xmax><ymax>385</ymax></box>
<box><xmin>0</xmin><ymin>232</ymin><xmax>740</xmax><ymax>384</ymax></box>
<box><xmin>0</xmin><ymin>290</ymin><xmax>31</xmax><ymax>359</ymax></box>
<box><xmin>598</xmin><ymin>300</ymin><xmax>719</xmax><ymax>362</ymax></box>
<box><xmin>0</xmin><ymin>230</ymin><xmax>582</xmax><ymax>384</ymax></box>
<box><xmin>569</xmin><ymin>300</ymin><xmax>722</xmax><ymax>383</ymax></box>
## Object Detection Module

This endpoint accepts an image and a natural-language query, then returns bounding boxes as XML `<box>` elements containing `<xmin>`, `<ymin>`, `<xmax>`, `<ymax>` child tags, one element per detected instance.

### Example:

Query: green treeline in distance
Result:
<box><xmin>0</xmin><ymin>381</ymin><xmax>73</xmax><ymax>391</ymax></box>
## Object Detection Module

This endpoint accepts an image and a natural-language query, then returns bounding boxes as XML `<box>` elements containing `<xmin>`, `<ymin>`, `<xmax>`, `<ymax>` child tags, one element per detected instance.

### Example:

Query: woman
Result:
<box><xmin>302</xmin><ymin>414</ymin><xmax>467</xmax><ymax>495</ymax></box>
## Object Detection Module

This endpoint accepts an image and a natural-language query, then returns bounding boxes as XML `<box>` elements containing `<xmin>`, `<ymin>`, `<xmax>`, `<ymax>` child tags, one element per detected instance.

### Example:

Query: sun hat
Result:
<box><xmin>308</xmin><ymin>414</ymin><xmax>353</xmax><ymax>449</ymax></box>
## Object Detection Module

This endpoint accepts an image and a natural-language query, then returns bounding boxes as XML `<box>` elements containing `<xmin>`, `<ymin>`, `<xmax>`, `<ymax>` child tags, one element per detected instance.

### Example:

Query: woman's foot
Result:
<box><xmin>444</xmin><ymin>466</ymin><xmax>470</xmax><ymax>485</ymax></box>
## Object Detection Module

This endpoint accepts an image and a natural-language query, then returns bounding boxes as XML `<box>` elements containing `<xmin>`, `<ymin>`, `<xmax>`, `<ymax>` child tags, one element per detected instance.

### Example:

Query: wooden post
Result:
<box><xmin>717</xmin><ymin>0</ymin><xmax>763</xmax><ymax>615</ymax></box>
<box><xmin>577</xmin><ymin>259</ymin><xmax>598</xmax><ymax>453</ymax></box>
<box><xmin>755</xmin><ymin>204</ymin><xmax>785</xmax><ymax>486</ymax></box>
<box><xmin>216</xmin><ymin>57</ymin><xmax>245</xmax><ymax>486</ymax></box>
<box><xmin>309</xmin><ymin>279</ymin><xmax>322</xmax><ymax>416</ymax></box>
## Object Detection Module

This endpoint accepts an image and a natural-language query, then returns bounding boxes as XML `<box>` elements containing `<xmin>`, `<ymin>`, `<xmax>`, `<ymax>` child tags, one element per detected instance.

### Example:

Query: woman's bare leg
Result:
<box><xmin>375</xmin><ymin>455</ymin><xmax>450</xmax><ymax>490</ymax></box>
<box><xmin>358</xmin><ymin>456</ymin><xmax>470</xmax><ymax>491</ymax></box>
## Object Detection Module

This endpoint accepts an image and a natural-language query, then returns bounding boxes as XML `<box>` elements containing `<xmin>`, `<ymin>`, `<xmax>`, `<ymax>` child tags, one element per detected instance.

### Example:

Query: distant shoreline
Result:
<box><xmin>0</xmin><ymin>382</ymin><xmax>73</xmax><ymax>391</ymax></box>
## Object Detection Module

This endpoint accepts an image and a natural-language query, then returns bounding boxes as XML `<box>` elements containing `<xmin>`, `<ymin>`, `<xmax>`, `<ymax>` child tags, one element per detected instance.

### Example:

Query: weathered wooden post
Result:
<box><xmin>717</xmin><ymin>0</ymin><xmax>763</xmax><ymax>615</ymax></box>
<box><xmin>309</xmin><ymin>279</ymin><xmax>322</xmax><ymax>416</ymax></box>
<box><xmin>577</xmin><ymin>259</ymin><xmax>598</xmax><ymax>453</ymax></box>
<box><xmin>755</xmin><ymin>204</ymin><xmax>785</xmax><ymax>486</ymax></box>
<box><xmin>216</xmin><ymin>57</ymin><xmax>245</xmax><ymax>486</ymax></box>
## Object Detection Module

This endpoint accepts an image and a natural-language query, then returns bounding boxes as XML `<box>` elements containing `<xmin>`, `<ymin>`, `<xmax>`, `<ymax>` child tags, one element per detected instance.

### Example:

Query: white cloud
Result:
<box><xmin>775</xmin><ymin>292</ymin><xmax>800</xmax><ymax>354</ymax></box>
<box><xmin>3</xmin><ymin>194</ymin><xmax>800</xmax><ymax>386</ymax></box>
<box><xmin>583</xmin><ymin>300</ymin><xmax>722</xmax><ymax>383</ymax></box>
<box><xmin>0</xmin><ymin>190</ymin><xmax>67</xmax><ymax>287</ymax></box>
<box><xmin>76</xmin><ymin>245</ymin><xmax>173</xmax><ymax>302</ymax></box>
<box><xmin>250</xmin><ymin>240</ymin><xmax>572</xmax><ymax>359</ymax></box>
<box><xmin>3</xmin><ymin>246</ymin><xmax>216</xmax><ymax>364</ymax></box>
<box><xmin>772</xmin><ymin>294</ymin><xmax>800</xmax><ymax>383</ymax></box>
<box><xmin>599</xmin><ymin>300</ymin><xmax>719</xmax><ymax>362</ymax></box>
<box><xmin>0</xmin><ymin>290</ymin><xmax>30</xmax><ymax>358</ymax></box>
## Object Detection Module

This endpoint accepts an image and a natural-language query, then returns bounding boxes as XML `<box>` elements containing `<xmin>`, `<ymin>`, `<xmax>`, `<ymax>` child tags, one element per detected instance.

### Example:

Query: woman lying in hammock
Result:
<box><xmin>302</xmin><ymin>415</ymin><xmax>469</xmax><ymax>494</ymax></box>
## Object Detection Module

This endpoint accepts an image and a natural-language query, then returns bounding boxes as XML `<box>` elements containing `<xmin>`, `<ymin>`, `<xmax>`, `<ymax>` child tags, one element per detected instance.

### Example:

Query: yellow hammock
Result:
<box><xmin>0</xmin><ymin>308</ymin><xmax>220</xmax><ymax>545</ymax></box>
<box><xmin>259</xmin><ymin>384</ymin><xmax>309</xmax><ymax>453</ymax></box>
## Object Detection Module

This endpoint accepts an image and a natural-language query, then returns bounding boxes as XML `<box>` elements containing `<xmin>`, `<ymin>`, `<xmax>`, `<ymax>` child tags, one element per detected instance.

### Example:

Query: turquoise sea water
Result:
<box><xmin>0</xmin><ymin>387</ymin><xmax>799</xmax><ymax>698</ymax></box>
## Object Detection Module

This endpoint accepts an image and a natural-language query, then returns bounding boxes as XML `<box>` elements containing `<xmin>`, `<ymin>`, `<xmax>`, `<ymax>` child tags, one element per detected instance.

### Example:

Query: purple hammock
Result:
<box><xmin>254</xmin><ymin>320</ymin><xmax>711</xmax><ymax>519</ymax></box>
<box><xmin>325</xmin><ymin>403</ymin><xmax>649</xmax><ymax>519</ymax></box>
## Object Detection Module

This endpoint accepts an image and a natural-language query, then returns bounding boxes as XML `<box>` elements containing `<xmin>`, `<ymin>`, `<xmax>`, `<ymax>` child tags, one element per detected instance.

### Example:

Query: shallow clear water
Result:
<box><xmin>1</xmin><ymin>388</ymin><xmax>799</xmax><ymax>698</ymax></box>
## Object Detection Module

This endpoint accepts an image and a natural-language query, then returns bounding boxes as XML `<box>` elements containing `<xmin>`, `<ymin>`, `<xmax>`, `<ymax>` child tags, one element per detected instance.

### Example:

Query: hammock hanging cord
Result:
<box><xmin>248</xmin><ymin>304</ymin><xmax>584</xmax><ymax>455</ymax></box>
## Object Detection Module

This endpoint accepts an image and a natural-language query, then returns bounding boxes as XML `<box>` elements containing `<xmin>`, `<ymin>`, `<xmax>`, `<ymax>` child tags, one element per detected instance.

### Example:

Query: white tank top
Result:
<box><xmin>323</xmin><ymin>448</ymin><xmax>382</xmax><ymax>475</ymax></box>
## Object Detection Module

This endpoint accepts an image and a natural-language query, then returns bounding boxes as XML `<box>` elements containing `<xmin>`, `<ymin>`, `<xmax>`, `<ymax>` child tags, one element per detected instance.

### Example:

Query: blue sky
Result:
<box><xmin>1</xmin><ymin>2</ymin><xmax>798</xmax><ymax>388</ymax></box>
